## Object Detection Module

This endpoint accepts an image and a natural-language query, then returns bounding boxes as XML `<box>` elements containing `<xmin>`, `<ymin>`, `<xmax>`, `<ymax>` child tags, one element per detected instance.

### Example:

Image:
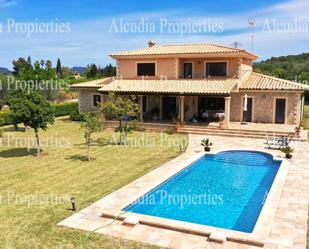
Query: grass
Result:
<box><xmin>0</xmin><ymin>117</ymin><xmax>187</xmax><ymax>249</ymax></box>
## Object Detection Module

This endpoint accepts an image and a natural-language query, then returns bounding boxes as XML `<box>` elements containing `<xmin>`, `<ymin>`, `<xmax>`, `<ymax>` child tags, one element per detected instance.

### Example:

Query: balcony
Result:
<box><xmin>177</xmin><ymin>58</ymin><xmax>239</xmax><ymax>80</ymax></box>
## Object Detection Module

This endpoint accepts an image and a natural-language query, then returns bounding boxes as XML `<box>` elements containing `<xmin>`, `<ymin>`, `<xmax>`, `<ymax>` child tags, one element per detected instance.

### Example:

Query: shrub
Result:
<box><xmin>280</xmin><ymin>146</ymin><xmax>294</xmax><ymax>155</ymax></box>
<box><xmin>0</xmin><ymin>102</ymin><xmax>79</xmax><ymax>126</ymax></box>
<box><xmin>0</xmin><ymin>118</ymin><xmax>4</xmax><ymax>135</ymax></box>
<box><xmin>53</xmin><ymin>102</ymin><xmax>79</xmax><ymax>117</ymax></box>
<box><xmin>201</xmin><ymin>138</ymin><xmax>213</xmax><ymax>149</ymax></box>
<box><xmin>0</xmin><ymin>111</ymin><xmax>14</xmax><ymax>126</ymax></box>
<box><xmin>70</xmin><ymin>109</ymin><xmax>85</xmax><ymax>122</ymax></box>
<box><xmin>114</xmin><ymin>126</ymin><xmax>132</xmax><ymax>133</ymax></box>
<box><xmin>129</xmin><ymin>121</ymin><xmax>146</xmax><ymax>132</ymax></box>
<box><xmin>163</xmin><ymin>127</ymin><xmax>176</xmax><ymax>135</ymax></box>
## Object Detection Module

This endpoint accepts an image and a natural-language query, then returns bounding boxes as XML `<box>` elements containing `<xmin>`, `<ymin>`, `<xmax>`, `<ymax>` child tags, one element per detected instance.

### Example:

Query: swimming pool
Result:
<box><xmin>124</xmin><ymin>150</ymin><xmax>281</xmax><ymax>233</ymax></box>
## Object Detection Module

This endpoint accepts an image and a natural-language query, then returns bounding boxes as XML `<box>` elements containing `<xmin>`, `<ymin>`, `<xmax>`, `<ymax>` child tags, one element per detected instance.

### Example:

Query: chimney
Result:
<box><xmin>148</xmin><ymin>41</ymin><xmax>156</xmax><ymax>48</ymax></box>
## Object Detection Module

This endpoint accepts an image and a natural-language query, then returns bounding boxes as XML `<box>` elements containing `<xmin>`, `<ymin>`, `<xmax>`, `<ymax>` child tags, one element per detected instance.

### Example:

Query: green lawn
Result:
<box><xmin>0</xmin><ymin>117</ymin><xmax>187</xmax><ymax>249</ymax></box>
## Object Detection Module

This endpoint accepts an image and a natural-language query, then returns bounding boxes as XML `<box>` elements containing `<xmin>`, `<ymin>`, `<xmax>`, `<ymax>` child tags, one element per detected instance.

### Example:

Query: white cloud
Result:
<box><xmin>1</xmin><ymin>0</ymin><xmax>309</xmax><ymax>68</ymax></box>
<box><xmin>0</xmin><ymin>0</ymin><xmax>16</xmax><ymax>8</ymax></box>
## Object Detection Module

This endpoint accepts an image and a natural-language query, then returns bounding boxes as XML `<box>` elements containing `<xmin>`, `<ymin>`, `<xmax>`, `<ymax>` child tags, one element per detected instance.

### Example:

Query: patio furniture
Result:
<box><xmin>265</xmin><ymin>132</ymin><xmax>294</xmax><ymax>149</ymax></box>
<box><xmin>198</xmin><ymin>110</ymin><xmax>225</xmax><ymax>122</ymax></box>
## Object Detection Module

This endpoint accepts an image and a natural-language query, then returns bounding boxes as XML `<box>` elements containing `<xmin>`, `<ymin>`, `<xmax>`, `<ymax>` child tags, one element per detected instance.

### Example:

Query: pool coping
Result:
<box><xmin>93</xmin><ymin>148</ymin><xmax>289</xmax><ymax>246</ymax></box>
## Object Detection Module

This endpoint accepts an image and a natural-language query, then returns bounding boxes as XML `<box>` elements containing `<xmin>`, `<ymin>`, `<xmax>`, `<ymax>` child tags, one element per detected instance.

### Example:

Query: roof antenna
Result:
<box><xmin>231</xmin><ymin>42</ymin><xmax>242</xmax><ymax>48</ymax></box>
<box><xmin>248</xmin><ymin>19</ymin><xmax>256</xmax><ymax>51</ymax></box>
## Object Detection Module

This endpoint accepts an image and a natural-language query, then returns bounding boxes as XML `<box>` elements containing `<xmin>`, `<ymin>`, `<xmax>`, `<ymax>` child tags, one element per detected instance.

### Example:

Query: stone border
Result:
<box><xmin>96</xmin><ymin>148</ymin><xmax>289</xmax><ymax>246</ymax></box>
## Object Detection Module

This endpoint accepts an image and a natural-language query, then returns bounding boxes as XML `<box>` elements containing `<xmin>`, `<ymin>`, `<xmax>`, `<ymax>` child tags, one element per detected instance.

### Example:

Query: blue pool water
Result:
<box><xmin>124</xmin><ymin>151</ymin><xmax>281</xmax><ymax>233</ymax></box>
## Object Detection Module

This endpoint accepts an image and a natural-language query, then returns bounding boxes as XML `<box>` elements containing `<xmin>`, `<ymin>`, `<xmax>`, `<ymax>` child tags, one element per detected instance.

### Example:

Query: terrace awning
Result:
<box><xmin>98</xmin><ymin>78</ymin><xmax>239</xmax><ymax>95</ymax></box>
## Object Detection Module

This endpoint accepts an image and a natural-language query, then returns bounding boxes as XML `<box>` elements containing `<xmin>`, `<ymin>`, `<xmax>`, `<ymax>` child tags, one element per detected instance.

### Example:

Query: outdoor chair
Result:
<box><xmin>265</xmin><ymin>132</ymin><xmax>294</xmax><ymax>149</ymax></box>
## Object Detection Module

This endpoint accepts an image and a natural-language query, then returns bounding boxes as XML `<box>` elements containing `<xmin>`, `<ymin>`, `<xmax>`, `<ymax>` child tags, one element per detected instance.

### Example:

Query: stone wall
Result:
<box><xmin>230</xmin><ymin>91</ymin><xmax>303</xmax><ymax>125</ymax></box>
<box><xmin>79</xmin><ymin>89</ymin><xmax>103</xmax><ymax>112</ymax></box>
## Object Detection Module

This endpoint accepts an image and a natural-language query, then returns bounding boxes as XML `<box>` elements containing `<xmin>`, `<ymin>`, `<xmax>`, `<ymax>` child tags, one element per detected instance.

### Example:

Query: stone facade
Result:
<box><xmin>230</xmin><ymin>91</ymin><xmax>303</xmax><ymax>125</ymax></box>
<box><xmin>79</xmin><ymin>89</ymin><xmax>104</xmax><ymax>112</ymax></box>
<box><xmin>79</xmin><ymin>91</ymin><xmax>303</xmax><ymax>125</ymax></box>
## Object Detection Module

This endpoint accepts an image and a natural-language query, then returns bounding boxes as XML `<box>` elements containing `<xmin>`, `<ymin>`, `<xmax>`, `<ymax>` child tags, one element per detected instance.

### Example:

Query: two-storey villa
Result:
<box><xmin>72</xmin><ymin>42</ymin><xmax>309</xmax><ymax>128</ymax></box>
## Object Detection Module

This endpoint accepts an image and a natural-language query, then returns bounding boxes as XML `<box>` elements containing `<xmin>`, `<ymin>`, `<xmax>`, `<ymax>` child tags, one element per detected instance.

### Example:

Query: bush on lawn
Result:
<box><xmin>129</xmin><ymin>121</ymin><xmax>146</xmax><ymax>132</ymax></box>
<box><xmin>163</xmin><ymin>127</ymin><xmax>176</xmax><ymax>135</ymax></box>
<box><xmin>114</xmin><ymin>125</ymin><xmax>132</xmax><ymax>133</ymax></box>
<box><xmin>69</xmin><ymin>109</ymin><xmax>85</xmax><ymax>121</ymax></box>
<box><xmin>0</xmin><ymin>111</ymin><xmax>14</xmax><ymax>126</ymax></box>
<box><xmin>53</xmin><ymin>102</ymin><xmax>79</xmax><ymax>117</ymax></box>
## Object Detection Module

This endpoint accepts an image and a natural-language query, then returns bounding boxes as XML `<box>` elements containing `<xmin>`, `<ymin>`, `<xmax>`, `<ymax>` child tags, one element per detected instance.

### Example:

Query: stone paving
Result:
<box><xmin>58</xmin><ymin>135</ymin><xmax>309</xmax><ymax>249</ymax></box>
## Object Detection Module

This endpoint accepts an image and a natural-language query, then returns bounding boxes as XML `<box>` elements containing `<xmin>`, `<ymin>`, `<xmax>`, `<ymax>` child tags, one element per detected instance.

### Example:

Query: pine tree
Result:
<box><xmin>86</xmin><ymin>64</ymin><xmax>98</xmax><ymax>78</ymax></box>
<box><xmin>56</xmin><ymin>58</ymin><xmax>62</xmax><ymax>77</ymax></box>
<box><xmin>27</xmin><ymin>56</ymin><xmax>33</xmax><ymax>69</ymax></box>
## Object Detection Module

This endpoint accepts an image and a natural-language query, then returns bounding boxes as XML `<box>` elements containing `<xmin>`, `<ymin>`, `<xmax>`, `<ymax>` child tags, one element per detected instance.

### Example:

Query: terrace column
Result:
<box><xmin>224</xmin><ymin>96</ymin><xmax>231</xmax><ymax>128</ymax></box>
<box><xmin>179</xmin><ymin>96</ymin><xmax>185</xmax><ymax>125</ymax></box>
<box><xmin>139</xmin><ymin>95</ymin><xmax>143</xmax><ymax>122</ymax></box>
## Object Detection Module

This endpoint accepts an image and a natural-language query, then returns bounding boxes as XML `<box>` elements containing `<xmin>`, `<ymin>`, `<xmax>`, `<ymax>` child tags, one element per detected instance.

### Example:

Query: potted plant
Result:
<box><xmin>201</xmin><ymin>138</ymin><xmax>213</xmax><ymax>152</ymax></box>
<box><xmin>295</xmin><ymin>126</ymin><xmax>301</xmax><ymax>138</ymax></box>
<box><xmin>280</xmin><ymin>146</ymin><xmax>294</xmax><ymax>159</ymax></box>
<box><xmin>151</xmin><ymin>107</ymin><xmax>160</xmax><ymax>120</ymax></box>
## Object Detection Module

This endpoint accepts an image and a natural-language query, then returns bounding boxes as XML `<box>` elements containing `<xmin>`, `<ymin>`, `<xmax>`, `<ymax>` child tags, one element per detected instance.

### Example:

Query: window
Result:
<box><xmin>206</xmin><ymin>62</ymin><xmax>227</xmax><ymax>77</ymax></box>
<box><xmin>93</xmin><ymin>94</ymin><xmax>101</xmax><ymax>107</ymax></box>
<box><xmin>198</xmin><ymin>97</ymin><xmax>225</xmax><ymax>111</ymax></box>
<box><xmin>183</xmin><ymin>63</ymin><xmax>193</xmax><ymax>78</ymax></box>
<box><xmin>137</xmin><ymin>63</ymin><xmax>155</xmax><ymax>76</ymax></box>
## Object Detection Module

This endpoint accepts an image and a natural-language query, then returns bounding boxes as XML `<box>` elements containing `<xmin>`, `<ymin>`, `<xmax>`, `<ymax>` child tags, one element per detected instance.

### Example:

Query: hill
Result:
<box><xmin>71</xmin><ymin>66</ymin><xmax>87</xmax><ymax>74</ymax></box>
<box><xmin>253</xmin><ymin>53</ymin><xmax>309</xmax><ymax>85</ymax></box>
<box><xmin>0</xmin><ymin>67</ymin><xmax>11</xmax><ymax>74</ymax></box>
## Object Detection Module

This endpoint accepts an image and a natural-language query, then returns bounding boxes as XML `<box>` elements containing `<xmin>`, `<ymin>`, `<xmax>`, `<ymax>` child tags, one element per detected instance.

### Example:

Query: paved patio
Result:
<box><xmin>58</xmin><ymin>135</ymin><xmax>309</xmax><ymax>249</ymax></box>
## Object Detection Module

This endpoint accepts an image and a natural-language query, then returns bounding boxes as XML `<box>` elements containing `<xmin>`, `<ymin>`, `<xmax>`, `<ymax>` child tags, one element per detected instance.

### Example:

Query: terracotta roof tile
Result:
<box><xmin>98</xmin><ymin>78</ymin><xmax>239</xmax><ymax>95</ymax></box>
<box><xmin>70</xmin><ymin>78</ymin><xmax>112</xmax><ymax>89</ymax></box>
<box><xmin>110</xmin><ymin>43</ymin><xmax>258</xmax><ymax>59</ymax></box>
<box><xmin>241</xmin><ymin>73</ymin><xmax>309</xmax><ymax>91</ymax></box>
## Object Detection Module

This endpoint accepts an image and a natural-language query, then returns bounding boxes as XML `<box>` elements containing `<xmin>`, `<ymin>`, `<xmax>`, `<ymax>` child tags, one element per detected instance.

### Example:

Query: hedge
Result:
<box><xmin>0</xmin><ymin>111</ymin><xmax>14</xmax><ymax>126</ymax></box>
<box><xmin>0</xmin><ymin>102</ymin><xmax>79</xmax><ymax>126</ymax></box>
<box><xmin>53</xmin><ymin>102</ymin><xmax>79</xmax><ymax>117</ymax></box>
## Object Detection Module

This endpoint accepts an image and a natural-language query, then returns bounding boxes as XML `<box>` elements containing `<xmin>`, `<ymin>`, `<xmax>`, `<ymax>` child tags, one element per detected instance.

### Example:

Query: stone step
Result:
<box><xmin>178</xmin><ymin>130</ymin><xmax>268</xmax><ymax>140</ymax></box>
<box><xmin>179</xmin><ymin>128</ymin><xmax>291</xmax><ymax>136</ymax></box>
<box><xmin>178</xmin><ymin>129</ymin><xmax>306</xmax><ymax>141</ymax></box>
<box><xmin>182</xmin><ymin>125</ymin><xmax>292</xmax><ymax>135</ymax></box>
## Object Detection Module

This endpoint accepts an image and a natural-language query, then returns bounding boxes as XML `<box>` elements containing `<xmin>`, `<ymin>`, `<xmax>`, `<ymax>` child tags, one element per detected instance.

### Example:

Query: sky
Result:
<box><xmin>0</xmin><ymin>0</ymin><xmax>309</xmax><ymax>69</ymax></box>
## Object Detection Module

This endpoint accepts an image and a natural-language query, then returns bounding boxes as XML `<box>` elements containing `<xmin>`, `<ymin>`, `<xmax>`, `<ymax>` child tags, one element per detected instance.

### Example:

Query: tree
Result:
<box><xmin>86</xmin><ymin>64</ymin><xmax>98</xmax><ymax>78</ymax></box>
<box><xmin>27</xmin><ymin>56</ymin><xmax>33</xmax><ymax>70</ymax></box>
<box><xmin>100</xmin><ymin>94</ymin><xmax>140</xmax><ymax>145</ymax></box>
<box><xmin>9</xmin><ymin>90</ymin><xmax>55</xmax><ymax>156</ymax></box>
<box><xmin>102</xmin><ymin>64</ymin><xmax>116</xmax><ymax>77</ymax></box>
<box><xmin>253</xmin><ymin>52</ymin><xmax>309</xmax><ymax>84</ymax></box>
<box><xmin>97</xmin><ymin>64</ymin><xmax>116</xmax><ymax>77</ymax></box>
<box><xmin>0</xmin><ymin>118</ymin><xmax>4</xmax><ymax>141</ymax></box>
<box><xmin>56</xmin><ymin>58</ymin><xmax>63</xmax><ymax>77</ymax></box>
<box><xmin>12</xmin><ymin>58</ymin><xmax>32</xmax><ymax>76</ymax></box>
<box><xmin>81</xmin><ymin>113</ymin><xmax>102</xmax><ymax>162</ymax></box>
<box><xmin>0</xmin><ymin>74</ymin><xmax>10</xmax><ymax>108</ymax></box>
